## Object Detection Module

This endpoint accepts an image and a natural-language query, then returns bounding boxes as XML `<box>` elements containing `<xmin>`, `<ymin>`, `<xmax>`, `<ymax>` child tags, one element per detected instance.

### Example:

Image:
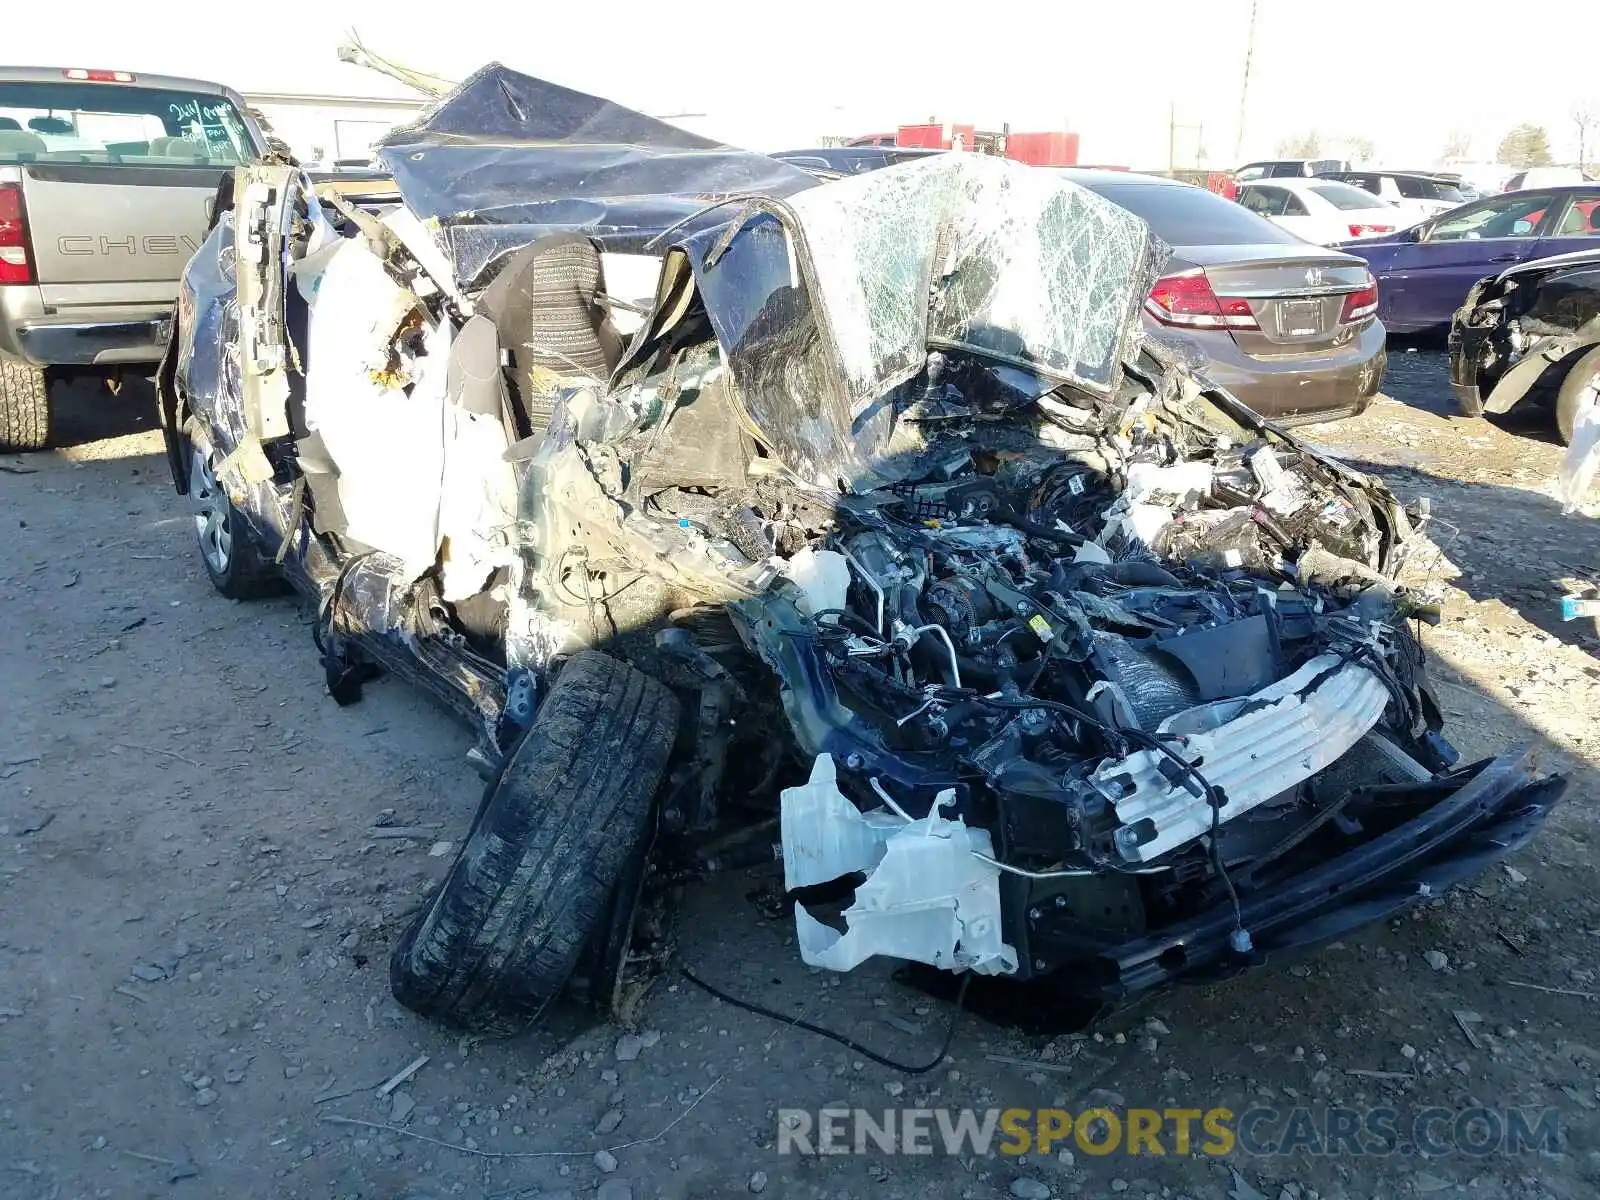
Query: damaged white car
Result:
<box><xmin>157</xmin><ymin>66</ymin><xmax>1564</xmax><ymax>1034</ymax></box>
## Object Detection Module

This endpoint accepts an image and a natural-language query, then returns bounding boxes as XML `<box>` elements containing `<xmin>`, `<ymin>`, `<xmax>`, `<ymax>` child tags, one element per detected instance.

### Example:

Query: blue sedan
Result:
<box><xmin>1337</xmin><ymin>185</ymin><xmax>1600</xmax><ymax>334</ymax></box>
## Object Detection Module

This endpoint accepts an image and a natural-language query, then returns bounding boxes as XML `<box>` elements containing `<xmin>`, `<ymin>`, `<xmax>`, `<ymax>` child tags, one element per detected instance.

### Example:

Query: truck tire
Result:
<box><xmin>1555</xmin><ymin>344</ymin><xmax>1600</xmax><ymax>446</ymax></box>
<box><xmin>390</xmin><ymin>651</ymin><xmax>680</xmax><ymax>1035</ymax></box>
<box><xmin>0</xmin><ymin>361</ymin><xmax>49</xmax><ymax>452</ymax></box>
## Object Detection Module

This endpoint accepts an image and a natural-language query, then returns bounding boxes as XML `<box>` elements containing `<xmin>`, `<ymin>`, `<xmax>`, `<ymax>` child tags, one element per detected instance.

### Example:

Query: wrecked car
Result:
<box><xmin>1450</xmin><ymin>247</ymin><xmax>1600</xmax><ymax>445</ymax></box>
<box><xmin>157</xmin><ymin>65</ymin><xmax>1564</xmax><ymax>1035</ymax></box>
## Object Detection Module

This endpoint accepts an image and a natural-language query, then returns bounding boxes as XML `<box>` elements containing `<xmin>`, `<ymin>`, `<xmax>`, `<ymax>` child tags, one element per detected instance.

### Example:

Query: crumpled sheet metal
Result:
<box><xmin>374</xmin><ymin>64</ymin><xmax>818</xmax><ymax>290</ymax></box>
<box><xmin>789</xmin><ymin>153</ymin><xmax>1168</xmax><ymax>409</ymax></box>
<box><xmin>175</xmin><ymin>216</ymin><xmax>245</xmax><ymax>448</ymax></box>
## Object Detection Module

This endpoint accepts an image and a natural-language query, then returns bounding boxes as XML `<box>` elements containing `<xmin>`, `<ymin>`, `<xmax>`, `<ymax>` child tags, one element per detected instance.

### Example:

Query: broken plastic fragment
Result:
<box><xmin>1557</xmin><ymin>385</ymin><xmax>1600</xmax><ymax>513</ymax></box>
<box><xmin>783</xmin><ymin>548</ymin><xmax>850</xmax><ymax>618</ymax></box>
<box><xmin>780</xmin><ymin>755</ymin><xmax>1017</xmax><ymax>976</ymax></box>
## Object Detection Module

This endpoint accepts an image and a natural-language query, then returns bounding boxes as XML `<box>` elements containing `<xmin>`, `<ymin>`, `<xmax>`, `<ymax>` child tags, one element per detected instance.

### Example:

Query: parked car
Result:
<box><xmin>1338</xmin><ymin>185</ymin><xmax>1600</xmax><ymax>333</ymax></box>
<box><xmin>1052</xmin><ymin>170</ymin><xmax>1387</xmax><ymax>423</ymax></box>
<box><xmin>772</xmin><ymin>145</ymin><xmax>943</xmax><ymax>175</ymax></box>
<box><xmin>0</xmin><ymin>66</ymin><xmax>267</xmax><ymax>449</ymax></box>
<box><xmin>1235</xmin><ymin>177</ymin><xmax>1406</xmax><ymax>244</ymax></box>
<box><xmin>1386</xmin><ymin>170</ymin><xmax>1482</xmax><ymax>203</ymax></box>
<box><xmin>1503</xmin><ymin>166</ymin><xmax>1593</xmax><ymax>191</ymax></box>
<box><xmin>1314</xmin><ymin>170</ymin><xmax>1466</xmax><ymax>225</ymax></box>
<box><xmin>159</xmin><ymin>66</ymin><xmax>1561</xmax><ymax>1035</ymax></box>
<box><xmin>1234</xmin><ymin>158</ymin><xmax>1349</xmax><ymax>181</ymax></box>
<box><xmin>1449</xmin><ymin>247</ymin><xmax>1600</xmax><ymax>443</ymax></box>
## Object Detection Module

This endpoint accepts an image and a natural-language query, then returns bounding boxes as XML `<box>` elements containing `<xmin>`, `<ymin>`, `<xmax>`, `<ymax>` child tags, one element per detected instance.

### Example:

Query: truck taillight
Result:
<box><xmin>1339</xmin><ymin>273</ymin><xmax>1379</xmax><ymax>323</ymax></box>
<box><xmin>0</xmin><ymin>184</ymin><xmax>33</xmax><ymax>285</ymax></box>
<box><xmin>63</xmin><ymin>68</ymin><xmax>136</xmax><ymax>82</ymax></box>
<box><xmin>1145</xmin><ymin>269</ymin><xmax>1259</xmax><ymax>331</ymax></box>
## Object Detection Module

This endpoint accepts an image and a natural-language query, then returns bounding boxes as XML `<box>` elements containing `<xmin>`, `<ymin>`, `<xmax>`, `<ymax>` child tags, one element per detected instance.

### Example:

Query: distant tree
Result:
<box><xmin>1575</xmin><ymin>106</ymin><xmax>1598</xmax><ymax>165</ymax></box>
<box><xmin>1497</xmin><ymin>124</ymin><xmax>1554</xmax><ymax>168</ymax></box>
<box><xmin>1441</xmin><ymin>130</ymin><xmax>1473</xmax><ymax>161</ymax></box>
<box><xmin>1338</xmin><ymin>135</ymin><xmax>1376</xmax><ymax>163</ymax></box>
<box><xmin>1274</xmin><ymin>130</ymin><xmax>1323</xmax><ymax>158</ymax></box>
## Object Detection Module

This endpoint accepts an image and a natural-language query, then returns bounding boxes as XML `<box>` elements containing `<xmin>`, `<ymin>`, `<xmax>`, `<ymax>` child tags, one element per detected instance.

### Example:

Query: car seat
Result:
<box><xmin>148</xmin><ymin>136</ymin><xmax>207</xmax><ymax>159</ymax></box>
<box><xmin>479</xmin><ymin>235</ymin><xmax>625</xmax><ymax>436</ymax></box>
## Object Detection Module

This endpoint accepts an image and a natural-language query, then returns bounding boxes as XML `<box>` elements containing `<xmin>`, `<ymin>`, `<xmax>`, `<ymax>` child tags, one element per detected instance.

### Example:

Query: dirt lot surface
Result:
<box><xmin>3</xmin><ymin>354</ymin><xmax>1599</xmax><ymax>1200</ymax></box>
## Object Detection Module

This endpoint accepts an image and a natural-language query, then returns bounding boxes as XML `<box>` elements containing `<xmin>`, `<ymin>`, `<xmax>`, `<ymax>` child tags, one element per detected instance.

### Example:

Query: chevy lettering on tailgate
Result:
<box><xmin>57</xmin><ymin>234</ymin><xmax>204</xmax><ymax>256</ymax></box>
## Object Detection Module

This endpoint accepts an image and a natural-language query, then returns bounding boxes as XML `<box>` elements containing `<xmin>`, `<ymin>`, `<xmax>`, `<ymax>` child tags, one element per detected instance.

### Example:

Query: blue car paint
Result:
<box><xmin>1336</xmin><ymin>185</ymin><xmax>1600</xmax><ymax>334</ymax></box>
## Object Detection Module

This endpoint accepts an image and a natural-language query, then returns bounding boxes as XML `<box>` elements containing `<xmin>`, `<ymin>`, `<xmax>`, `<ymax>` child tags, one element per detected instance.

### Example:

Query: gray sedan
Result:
<box><xmin>1059</xmin><ymin>170</ymin><xmax>1387</xmax><ymax>425</ymax></box>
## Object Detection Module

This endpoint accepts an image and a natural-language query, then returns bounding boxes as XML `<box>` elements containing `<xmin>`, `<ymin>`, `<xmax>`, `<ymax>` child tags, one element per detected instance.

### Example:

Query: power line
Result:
<box><xmin>1234</xmin><ymin>0</ymin><xmax>1260</xmax><ymax>163</ymax></box>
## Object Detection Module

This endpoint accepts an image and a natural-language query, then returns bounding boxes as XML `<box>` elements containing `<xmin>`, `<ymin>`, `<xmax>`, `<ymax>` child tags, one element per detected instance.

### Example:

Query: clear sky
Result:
<box><xmin>9</xmin><ymin>1</ymin><xmax>1597</xmax><ymax>168</ymax></box>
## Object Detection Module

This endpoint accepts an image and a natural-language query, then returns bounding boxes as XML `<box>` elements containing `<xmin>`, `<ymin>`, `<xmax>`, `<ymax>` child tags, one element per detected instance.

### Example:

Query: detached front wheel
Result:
<box><xmin>0</xmin><ymin>361</ymin><xmax>49</xmax><ymax>451</ymax></box>
<box><xmin>390</xmin><ymin>651</ymin><xmax>680</xmax><ymax>1036</ymax></box>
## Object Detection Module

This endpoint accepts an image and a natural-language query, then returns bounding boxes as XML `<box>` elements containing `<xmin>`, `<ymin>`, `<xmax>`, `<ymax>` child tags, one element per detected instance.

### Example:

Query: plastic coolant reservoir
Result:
<box><xmin>780</xmin><ymin>754</ymin><xmax>1018</xmax><ymax>976</ymax></box>
<box><xmin>783</xmin><ymin>547</ymin><xmax>850</xmax><ymax>617</ymax></box>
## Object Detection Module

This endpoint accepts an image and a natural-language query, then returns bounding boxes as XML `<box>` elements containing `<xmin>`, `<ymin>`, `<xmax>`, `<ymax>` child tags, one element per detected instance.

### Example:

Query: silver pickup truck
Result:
<box><xmin>0</xmin><ymin>67</ymin><xmax>266</xmax><ymax>449</ymax></box>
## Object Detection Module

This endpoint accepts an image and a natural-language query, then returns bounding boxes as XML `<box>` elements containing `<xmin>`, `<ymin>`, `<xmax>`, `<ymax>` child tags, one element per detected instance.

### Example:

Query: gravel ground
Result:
<box><xmin>2</xmin><ymin>355</ymin><xmax>1598</xmax><ymax>1200</ymax></box>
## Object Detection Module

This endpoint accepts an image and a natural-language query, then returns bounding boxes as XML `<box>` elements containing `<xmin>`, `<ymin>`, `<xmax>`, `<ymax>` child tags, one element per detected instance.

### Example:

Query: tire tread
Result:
<box><xmin>390</xmin><ymin>652</ymin><xmax>678</xmax><ymax>1035</ymax></box>
<box><xmin>0</xmin><ymin>362</ymin><xmax>49</xmax><ymax>452</ymax></box>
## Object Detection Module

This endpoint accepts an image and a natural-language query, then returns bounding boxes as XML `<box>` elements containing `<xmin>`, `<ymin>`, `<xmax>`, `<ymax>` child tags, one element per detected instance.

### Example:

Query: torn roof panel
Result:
<box><xmin>380</xmin><ymin>62</ymin><xmax>720</xmax><ymax>151</ymax></box>
<box><xmin>373</xmin><ymin>64</ymin><xmax>818</xmax><ymax>287</ymax></box>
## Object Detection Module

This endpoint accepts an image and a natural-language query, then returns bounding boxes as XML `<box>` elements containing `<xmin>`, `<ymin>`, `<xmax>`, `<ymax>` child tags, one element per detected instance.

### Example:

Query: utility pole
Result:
<box><xmin>1234</xmin><ymin>0</ymin><xmax>1260</xmax><ymax>164</ymax></box>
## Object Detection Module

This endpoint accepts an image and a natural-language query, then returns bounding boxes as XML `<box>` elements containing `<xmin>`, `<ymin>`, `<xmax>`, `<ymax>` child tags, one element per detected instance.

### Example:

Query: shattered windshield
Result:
<box><xmin>685</xmin><ymin>155</ymin><xmax>1168</xmax><ymax>490</ymax></box>
<box><xmin>790</xmin><ymin>156</ymin><xmax>1166</xmax><ymax>407</ymax></box>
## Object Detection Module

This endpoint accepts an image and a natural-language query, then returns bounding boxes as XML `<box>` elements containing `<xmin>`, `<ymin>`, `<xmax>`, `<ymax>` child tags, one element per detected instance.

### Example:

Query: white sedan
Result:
<box><xmin>1235</xmin><ymin>178</ymin><xmax>1411</xmax><ymax>245</ymax></box>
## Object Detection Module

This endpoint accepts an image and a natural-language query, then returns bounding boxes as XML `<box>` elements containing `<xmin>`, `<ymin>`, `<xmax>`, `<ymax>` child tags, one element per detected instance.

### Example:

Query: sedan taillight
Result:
<box><xmin>1340</xmin><ymin>273</ymin><xmax>1379</xmax><ymax>323</ymax></box>
<box><xmin>1145</xmin><ymin>269</ymin><xmax>1260</xmax><ymax>331</ymax></box>
<box><xmin>1347</xmin><ymin>223</ymin><xmax>1395</xmax><ymax>238</ymax></box>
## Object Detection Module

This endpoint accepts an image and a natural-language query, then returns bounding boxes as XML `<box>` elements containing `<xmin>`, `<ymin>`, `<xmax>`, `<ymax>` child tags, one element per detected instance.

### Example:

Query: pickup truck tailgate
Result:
<box><xmin>23</xmin><ymin>163</ymin><xmax>225</xmax><ymax>303</ymax></box>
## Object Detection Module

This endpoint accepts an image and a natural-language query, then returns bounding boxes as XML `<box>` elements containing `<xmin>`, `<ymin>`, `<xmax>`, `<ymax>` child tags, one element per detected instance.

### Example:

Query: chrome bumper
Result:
<box><xmin>14</xmin><ymin>315</ymin><xmax>172</xmax><ymax>366</ymax></box>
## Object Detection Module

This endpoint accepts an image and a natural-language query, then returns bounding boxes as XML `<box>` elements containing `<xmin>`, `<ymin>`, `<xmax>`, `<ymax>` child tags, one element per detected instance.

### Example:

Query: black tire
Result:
<box><xmin>390</xmin><ymin>651</ymin><xmax>680</xmax><ymax>1035</ymax></box>
<box><xmin>1555</xmin><ymin>344</ymin><xmax>1600</xmax><ymax>446</ymax></box>
<box><xmin>0</xmin><ymin>361</ymin><xmax>49</xmax><ymax>452</ymax></box>
<box><xmin>187</xmin><ymin>443</ymin><xmax>284</xmax><ymax>600</ymax></box>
